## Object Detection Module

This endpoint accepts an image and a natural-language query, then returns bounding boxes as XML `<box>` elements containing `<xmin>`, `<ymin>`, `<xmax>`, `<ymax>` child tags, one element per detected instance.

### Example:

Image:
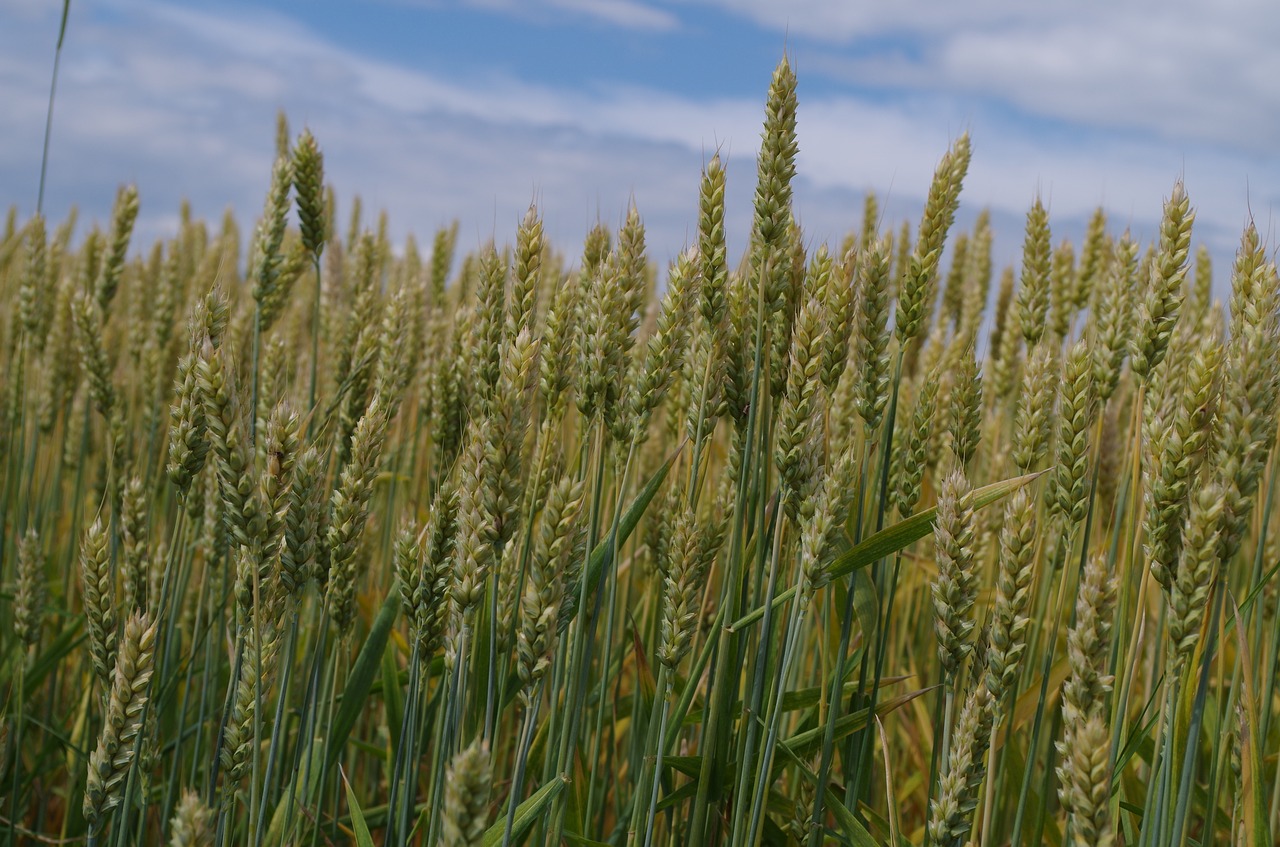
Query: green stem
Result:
<box><xmin>6</xmin><ymin>656</ymin><xmax>26</xmax><ymax>847</ymax></box>
<box><xmin>1170</xmin><ymin>581</ymin><xmax>1224</xmax><ymax>847</ymax></box>
<box><xmin>1010</xmin><ymin>530</ymin><xmax>1076</xmax><ymax>847</ymax></box>
<box><xmin>811</xmin><ymin>351</ymin><xmax>903</xmax><ymax>843</ymax></box>
<box><xmin>585</xmin><ymin>441</ymin><xmax>637</xmax><ymax>826</ymax></box>
<box><xmin>253</xmin><ymin>608</ymin><xmax>299</xmax><ymax>847</ymax></box>
<box><xmin>640</xmin><ymin>677</ymin><xmax>672</xmax><ymax>847</ymax></box>
<box><xmin>501</xmin><ymin>692</ymin><xmax>541</xmax><ymax>847</ymax></box>
<box><xmin>249</xmin><ymin>306</ymin><xmax>262</xmax><ymax>447</ymax></box>
<box><xmin>37</xmin><ymin>1</ymin><xmax>71</xmax><ymax>216</ymax></box>
<box><xmin>546</xmin><ymin>421</ymin><xmax>606</xmax><ymax>845</ymax></box>
<box><xmin>307</xmin><ymin>255</ymin><xmax>323</xmax><ymax>436</ymax></box>
<box><xmin>731</xmin><ymin>501</ymin><xmax>786</xmax><ymax>847</ymax></box>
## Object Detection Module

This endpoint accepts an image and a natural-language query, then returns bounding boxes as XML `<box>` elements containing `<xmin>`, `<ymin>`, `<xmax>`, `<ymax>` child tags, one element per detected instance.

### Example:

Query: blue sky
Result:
<box><xmin>5</xmin><ymin>0</ymin><xmax>1280</xmax><ymax>286</ymax></box>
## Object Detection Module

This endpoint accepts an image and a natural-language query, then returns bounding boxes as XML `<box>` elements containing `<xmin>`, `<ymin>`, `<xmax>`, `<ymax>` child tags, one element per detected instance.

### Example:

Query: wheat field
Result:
<box><xmin>1</xmin><ymin>55</ymin><xmax>1278</xmax><ymax>847</ymax></box>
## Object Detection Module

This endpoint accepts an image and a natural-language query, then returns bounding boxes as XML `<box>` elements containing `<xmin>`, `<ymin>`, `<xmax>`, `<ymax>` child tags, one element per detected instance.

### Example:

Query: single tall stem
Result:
<box><xmin>37</xmin><ymin>2</ymin><xmax>72</xmax><ymax>217</ymax></box>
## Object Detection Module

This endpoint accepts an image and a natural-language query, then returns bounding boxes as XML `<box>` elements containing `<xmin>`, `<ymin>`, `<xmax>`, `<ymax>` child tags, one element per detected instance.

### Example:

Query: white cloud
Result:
<box><xmin>697</xmin><ymin>0</ymin><xmax>1280</xmax><ymax>156</ymax></box>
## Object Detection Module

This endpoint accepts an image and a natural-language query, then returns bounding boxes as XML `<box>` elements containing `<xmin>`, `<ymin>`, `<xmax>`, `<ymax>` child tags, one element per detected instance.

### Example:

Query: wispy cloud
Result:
<box><xmin>532</xmin><ymin>0</ymin><xmax>678</xmax><ymax>31</ymax></box>
<box><xmin>400</xmin><ymin>0</ymin><xmax>679</xmax><ymax>31</ymax></box>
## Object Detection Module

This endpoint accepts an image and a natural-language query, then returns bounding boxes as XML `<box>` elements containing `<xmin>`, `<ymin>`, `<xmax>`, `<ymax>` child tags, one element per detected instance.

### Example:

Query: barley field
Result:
<box><xmin>1</xmin><ymin>55</ymin><xmax>1278</xmax><ymax>847</ymax></box>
